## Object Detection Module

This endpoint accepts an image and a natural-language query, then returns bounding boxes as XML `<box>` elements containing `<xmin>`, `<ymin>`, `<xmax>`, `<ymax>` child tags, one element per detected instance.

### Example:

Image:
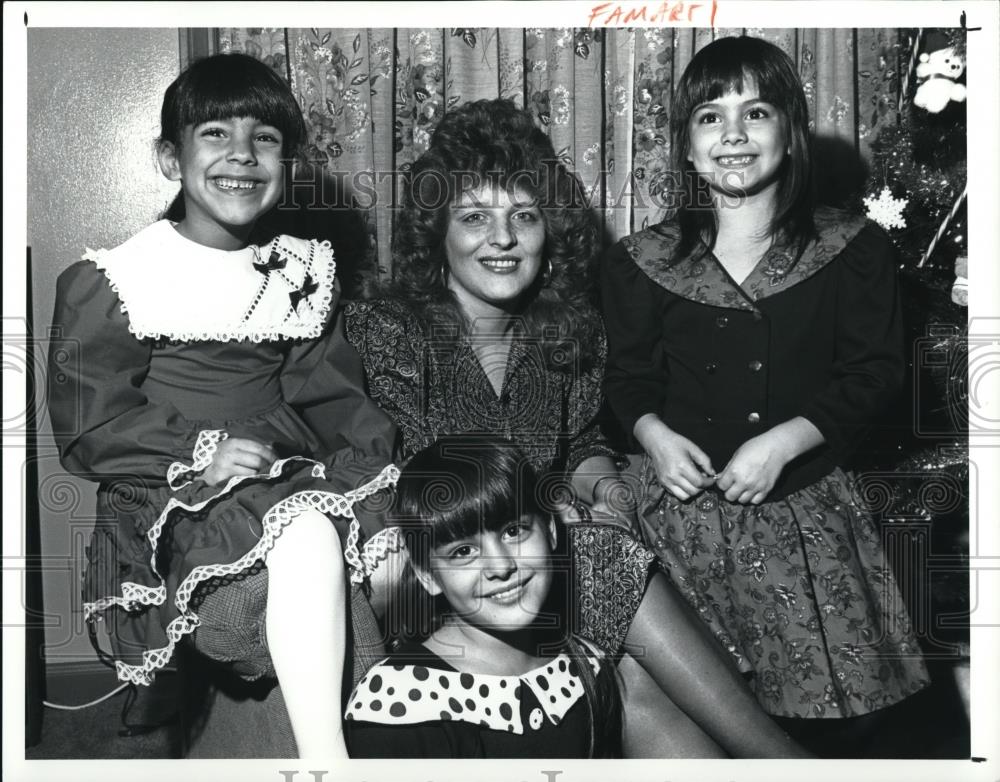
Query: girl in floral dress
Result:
<box><xmin>47</xmin><ymin>53</ymin><xmax>398</xmax><ymax>758</ymax></box>
<box><xmin>601</xmin><ymin>36</ymin><xmax>929</xmax><ymax>754</ymax></box>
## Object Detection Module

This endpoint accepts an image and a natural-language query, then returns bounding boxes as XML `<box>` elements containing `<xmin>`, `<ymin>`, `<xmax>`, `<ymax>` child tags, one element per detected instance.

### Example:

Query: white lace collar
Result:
<box><xmin>85</xmin><ymin>220</ymin><xmax>336</xmax><ymax>342</ymax></box>
<box><xmin>345</xmin><ymin>647</ymin><xmax>602</xmax><ymax>734</ymax></box>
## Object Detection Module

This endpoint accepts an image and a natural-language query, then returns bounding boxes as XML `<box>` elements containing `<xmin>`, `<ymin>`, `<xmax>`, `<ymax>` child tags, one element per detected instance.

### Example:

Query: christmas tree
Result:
<box><xmin>859</xmin><ymin>28</ymin><xmax>968</xmax><ymax>659</ymax></box>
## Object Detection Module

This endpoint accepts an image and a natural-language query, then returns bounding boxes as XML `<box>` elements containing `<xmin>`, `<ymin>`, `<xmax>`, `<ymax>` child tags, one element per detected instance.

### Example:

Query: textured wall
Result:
<box><xmin>27</xmin><ymin>29</ymin><xmax>180</xmax><ymax>671</ymax></box>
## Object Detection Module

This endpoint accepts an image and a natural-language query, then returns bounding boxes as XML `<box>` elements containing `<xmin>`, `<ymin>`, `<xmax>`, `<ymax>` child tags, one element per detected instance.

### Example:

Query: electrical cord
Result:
<box><xmin>42</xmin><ymin>684</ymin><xmax>129</xmax><ymax>711</ymax></box>
<box><xmin>40</xmin><ymin>623</ymin><xmax>179</xmax><ymax>737</ymax></box>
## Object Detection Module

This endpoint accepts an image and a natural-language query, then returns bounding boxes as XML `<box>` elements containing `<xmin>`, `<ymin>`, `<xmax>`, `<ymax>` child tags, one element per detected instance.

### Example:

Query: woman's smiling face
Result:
<box><xmin>443</xmin><ymin>183</ymin><xmax>546</xmax><ymax>320</ymax></box>
<box><xmin>686</xmin><ymin>80</ymin><xmax>789</xmax><ymax>200</ymax></box>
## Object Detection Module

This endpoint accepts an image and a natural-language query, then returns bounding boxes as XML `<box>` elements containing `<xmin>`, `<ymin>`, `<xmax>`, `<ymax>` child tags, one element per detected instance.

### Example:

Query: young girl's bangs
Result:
<box><xmin>685</xmin><ymin>62</ymin><xmax>789</xmax><ymax>114</ymax></box>
<box><xmin>163</xmin><ymin>54</ymin><xmax>305</xmax><ymax>156</ymax></box>
<box><xmin>182</xmin><ymin>85</ymin><xmax>297</xmax><ymax>136</ymax></box>
<box><xmin>389</xmin><ymin>438</ymin><xmax>543</xmax><ymax>563</ymax></box>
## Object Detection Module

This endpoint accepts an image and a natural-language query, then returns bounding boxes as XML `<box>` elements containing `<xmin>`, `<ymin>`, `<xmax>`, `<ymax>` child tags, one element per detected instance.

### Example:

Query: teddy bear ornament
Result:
<box><xmin>914</xmin><ymin>46</ymin><xmax>967</xmax><ymax>113</ymax></box>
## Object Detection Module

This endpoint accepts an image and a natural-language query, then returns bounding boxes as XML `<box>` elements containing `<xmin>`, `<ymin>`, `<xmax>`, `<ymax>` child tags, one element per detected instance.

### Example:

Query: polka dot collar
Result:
<box><xmin>345</xmin><ymin>648</ymin><xmax>602</xmax><ymax>735</ymax></box>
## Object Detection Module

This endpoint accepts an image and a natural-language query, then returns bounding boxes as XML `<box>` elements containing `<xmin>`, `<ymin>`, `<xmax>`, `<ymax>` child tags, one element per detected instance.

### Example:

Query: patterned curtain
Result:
<box><xmin>205</xmin><ymin>27</ymin><xmax>900</xmax><ymax>285</ymax></box>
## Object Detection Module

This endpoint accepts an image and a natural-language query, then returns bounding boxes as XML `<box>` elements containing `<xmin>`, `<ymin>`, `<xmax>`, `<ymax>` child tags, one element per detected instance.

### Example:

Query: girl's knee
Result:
<box><xmin>269</xmin><ymin>509</ymin><xmax>343</xmax><ymax>560</ymax></box>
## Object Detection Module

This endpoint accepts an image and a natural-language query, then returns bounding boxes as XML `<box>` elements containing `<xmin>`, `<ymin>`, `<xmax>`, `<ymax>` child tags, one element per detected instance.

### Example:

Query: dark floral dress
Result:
<box><xmin>345</xmin><ymin>299</ymin><xmax>654</xmax><ymax>653</ymax></box>
<box><xmin>602</xmin><ymin>207</ymin><xmax>931</xmax><ymax>718</ymax></box>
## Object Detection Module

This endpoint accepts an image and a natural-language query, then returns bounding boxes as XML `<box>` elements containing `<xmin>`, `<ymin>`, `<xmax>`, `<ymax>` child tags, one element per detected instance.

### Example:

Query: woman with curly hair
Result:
<box><xmin>345</xmin><ymin>99</ymin><xmax>809</xmax><ymax>757</ymax></box>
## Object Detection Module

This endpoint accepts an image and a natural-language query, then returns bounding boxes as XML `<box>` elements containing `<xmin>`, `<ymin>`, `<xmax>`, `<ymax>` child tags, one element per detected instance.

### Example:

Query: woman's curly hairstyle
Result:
<box><xmin>387</xmin><ymin>99</ymin><xmax>602</xmax><ymax>368</ymax></box>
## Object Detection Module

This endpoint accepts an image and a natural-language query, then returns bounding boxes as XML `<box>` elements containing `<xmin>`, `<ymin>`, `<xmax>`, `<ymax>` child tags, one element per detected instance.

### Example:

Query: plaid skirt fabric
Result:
<box><xmin>191</xmin><ymin>568</ymin><xmax>386</xmax><ymax>688</ymax></box>
<box><xmin>638</xmin><ymin>462</ymin><xmax>930</xmax><ymax>718</ymax></box>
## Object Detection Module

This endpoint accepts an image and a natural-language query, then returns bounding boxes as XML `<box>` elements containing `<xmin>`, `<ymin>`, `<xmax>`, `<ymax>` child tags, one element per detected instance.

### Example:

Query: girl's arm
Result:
<box><xmin>599</xmin><ymin>242</ymin><xmax>670</xmax><ymax>450</ymax></box>
<box><xmin>562</xmin><ymin>325</ymin><xmax>638</xmax><ymax>528</ymax></box>
<box><xmin>797</xmin><ymin>224</ymin><xmax>906</xmax><ymax>458</ymax></box>
<box><xmin>600</xmin><ymin>244</ymin><xmax>715</xmax><ymax>500</ymax></box>
<box><xmin>718</xmin><ymin>224</ymin><xmax>905</xmax><ymax>503</ymax></box>
<box><xmin>48</xmin><ymin>261</ymin><xmax>213</xmax><ymax>485</ymax></box>
<box><xmin>280</xmin><ymin>291</ymin><xmax>397</xmax><ymax>461</ymax></box>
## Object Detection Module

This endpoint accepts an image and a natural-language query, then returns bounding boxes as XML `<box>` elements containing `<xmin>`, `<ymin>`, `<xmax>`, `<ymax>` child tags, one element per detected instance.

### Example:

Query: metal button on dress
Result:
<box><xmin>747</xmin><ymin>412</ymin><xmax>761</xmax><ymax>424</ymax></box>
<box><xmin>749</xmin><ymin>360</ymin><xmax>763</xmax><ymax>372</ymax></box>
<box><xmin>705</xmin><ymin>363</ymin><xmax>717</xmax><ymax>374</ymax></box>
<box><xmin>715</xmin><ymin>316</ymin><xmax>729</xmax><ymax>328</ymax></box>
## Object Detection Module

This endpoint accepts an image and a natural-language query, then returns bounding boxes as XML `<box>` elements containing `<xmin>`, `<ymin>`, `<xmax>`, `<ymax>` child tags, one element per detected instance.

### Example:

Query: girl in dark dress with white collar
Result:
<box><xmin>602</xmin><ymin>36</ymin><xmax>930</xmax><ymax>755</ymax></box>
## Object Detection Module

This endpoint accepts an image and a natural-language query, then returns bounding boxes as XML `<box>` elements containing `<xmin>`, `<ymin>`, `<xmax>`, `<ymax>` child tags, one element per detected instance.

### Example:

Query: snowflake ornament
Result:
<box><xmin>864</xmin><ymin>187</ymin><xmax>908</xmax><ymax>231</ymax></box>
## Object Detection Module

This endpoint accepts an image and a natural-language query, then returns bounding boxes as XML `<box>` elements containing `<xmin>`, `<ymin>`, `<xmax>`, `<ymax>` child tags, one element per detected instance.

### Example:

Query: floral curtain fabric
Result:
<box><xmin>213</xmin><ymin>27</ymin><xmax>900</xmax><ymax>282</ymax></box>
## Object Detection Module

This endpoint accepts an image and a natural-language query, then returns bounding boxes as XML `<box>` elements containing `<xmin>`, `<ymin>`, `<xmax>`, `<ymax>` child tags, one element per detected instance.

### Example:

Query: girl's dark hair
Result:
<box><xmin>387</xmin><ymin>435</ymin><xmax>622</xmax><ymax>757</ymax></box>
<box><xmin>389</xmin><ymin>435</ymin><xmax>547</xmax><ymax>594</ymax></box>
<box><xmin>669</xmin><ymin>35</ymin><xmax>816</xmax><ymax>259</ymax></box>
<box><xmin>388</xmin><ymin>99</ymin><xmax>602</xmax><ymax>369</ymax></box>
<box><xmin>159</xmin><ymin>52</ymin><xmax>306</xmax><ymax>160</ymax></box>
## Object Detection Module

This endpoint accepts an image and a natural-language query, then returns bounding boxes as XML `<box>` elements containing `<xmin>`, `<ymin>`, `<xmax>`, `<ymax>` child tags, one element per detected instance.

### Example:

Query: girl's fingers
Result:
<box><xmin>689</xmin><ymin>448</ymin><xmax>716</xmax><ymax>479</ymax></box>
<box><xmin>234</xmin><ymin>439</ymin><xmax>277</xmax><ymax>459</ymax></box>
<box><xmin>751</xmin><ymin>492</ymin><xmax>767</xmax><ymax>505</ymax></box>
<box><xmin>673</xmin><ymin>475</ymin><xmax>702</xmax><ymax>499</ymax></box>
<box><xmin>723</xmin><ymin>482</ymin><xmax>747</xmax><ymax>502</ymax></box>
<box><xmin>214</xmin><ymin>465</ymin><xmax>257</xmax><ymax>483</ymax></box>
<box><xmin>667</xmin><ymin>485</ymin><xmax>691</xmax><ymax>501</ymax></box>
<box><xmin>229</xmin><ymin>453</ymin><xmax>269</xmax><ymax>471</ymax></box>
<box><xmin>715</xmin><ymin>470</ymin><xmax>733</xmax><ymax>492</ymax></box>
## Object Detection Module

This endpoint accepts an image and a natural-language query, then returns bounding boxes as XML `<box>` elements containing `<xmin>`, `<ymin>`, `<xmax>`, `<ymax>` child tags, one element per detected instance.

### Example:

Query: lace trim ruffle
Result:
<box><xmin>82</xmin><ymin>458</ymin><xmax>399</xmax><ymax>685</ymax></box>
<box><xmin>358</xmin><ymin>526</ymin><xmax>405</xmax><ymax>576</ymax></box>
<box><xmin>166</xmin><ymin>429</ymin><xmax>228</xmax><ymax>490</ymax></box>
<box><xmin>84</xmin><ymin>225</ymin><xmax>337</xmax><ymax>343</ymax></box>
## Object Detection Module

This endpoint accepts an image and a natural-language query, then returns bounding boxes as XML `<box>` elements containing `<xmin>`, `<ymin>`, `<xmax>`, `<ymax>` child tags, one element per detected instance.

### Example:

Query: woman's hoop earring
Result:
<box><xmin>540</xmin><ymin>258</ymin><xmax>553</xmax><ymax>287</ymax></box>
<box><xmin>440</xmin><ymin>261</ymin><xmax>449</xmax><ymax>284</ymax></box>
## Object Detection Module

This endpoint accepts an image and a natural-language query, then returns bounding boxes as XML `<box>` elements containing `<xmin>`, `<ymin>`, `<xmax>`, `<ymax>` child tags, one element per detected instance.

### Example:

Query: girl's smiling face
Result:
<box><xmin>415</xmin><ymin>513</ymin><xmax>557</xmax><ymax>633</ymax></box>
<box><xmin>443</xmin><ymin>184</ymin><xmax>546</xmax><ymax>320</ymax></box>
<box><xmin>686</xmin><ymin>82</ymin><xmax>788</xmax><ymax>200</ymax></box>
<box><xmin>158</xmin><ymin>116</ymin><xmax>285</xmax><ymax>249</ymax></box>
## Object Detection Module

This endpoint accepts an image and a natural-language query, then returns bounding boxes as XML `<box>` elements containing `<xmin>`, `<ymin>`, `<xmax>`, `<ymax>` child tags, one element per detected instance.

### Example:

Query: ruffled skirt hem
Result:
<box><xmin>84</xmin><ymin>454</ymin><xmax>398</xmax><ymax>685</ymax></box>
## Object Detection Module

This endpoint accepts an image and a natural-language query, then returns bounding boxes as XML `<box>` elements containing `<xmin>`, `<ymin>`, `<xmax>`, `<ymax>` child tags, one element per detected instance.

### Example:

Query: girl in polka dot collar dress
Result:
<box><xmin>344</xmin><ymin>436</ymin><xmax>622</xmax><ymax>758</ymax></box>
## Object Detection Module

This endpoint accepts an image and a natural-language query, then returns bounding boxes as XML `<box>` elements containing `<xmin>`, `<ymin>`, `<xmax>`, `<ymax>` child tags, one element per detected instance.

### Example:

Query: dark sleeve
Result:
<box><xmin>345</xmin><ymin>719</ymin><xmax>476</xmax><ymax>758</ymax></box>
<box><xmin>344</xmin><ymin>300</ymin><xmax>429</xmax><ymax>458</ymax></box>
<box><xmin>280</xmin><ymin>286</ymin><xmax>398</xmax><ymax>461</ymax></box>
<box><xmin>599</xmin><ymin>241</ymin><xmax>670</xmax><ymax>451</ymax></box>
<box><xmin>47</xmin><ymin>261</ymin><xmax>203</xmax><ymax>484</ymax></box>
<box><xmin>798</xmin><ymin>223</ymin><xmax>905</xmax><ymax>459</ymax></box>
<box><xmin>565</xmin><ymin>326</ymin><xmax>622</xmax><ymax>472</ymax></box>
